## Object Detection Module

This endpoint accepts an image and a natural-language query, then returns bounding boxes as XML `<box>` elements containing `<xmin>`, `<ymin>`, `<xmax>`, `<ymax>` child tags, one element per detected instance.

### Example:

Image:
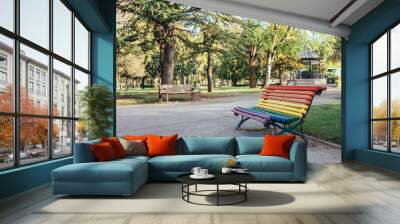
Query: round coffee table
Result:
<box><xmin>177</xmin><ymin>173</ymin><xmax>255</xmax><ymax>206</ymax></box>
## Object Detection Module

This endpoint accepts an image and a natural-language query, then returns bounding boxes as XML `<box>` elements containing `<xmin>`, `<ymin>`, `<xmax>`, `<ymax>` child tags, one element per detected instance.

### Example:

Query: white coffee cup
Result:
<box><xmin>191</xmin><ymin>167</ymin><xmax>202</xmax><ymax>176</ymax></box>
<box><xmin>221</xmin><ymin>167</ymin><xmax>232</xmax><ymax>174</ymax></box>
<box><xmin>200</xmin><ymin>169</ymin><xmax>208</xmax><ymax>176</ymax></box>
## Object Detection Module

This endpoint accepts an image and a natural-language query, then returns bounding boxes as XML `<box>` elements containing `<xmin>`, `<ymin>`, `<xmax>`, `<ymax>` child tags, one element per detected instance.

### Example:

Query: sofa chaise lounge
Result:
<box><xmin>52</xmin><ymin>137</ymin><xmax>306</xmax><ymax>196</ymax></box>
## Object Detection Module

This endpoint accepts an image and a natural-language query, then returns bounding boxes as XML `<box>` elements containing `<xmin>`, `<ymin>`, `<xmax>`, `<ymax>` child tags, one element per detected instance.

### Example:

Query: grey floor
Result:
<box><xmin>117</xmin><ymin>88</ymin><xmax>342</xmax><ymax>164</ymax></box>
<box><xmin>2</xmin><ymin>162</ymin><xmax>400</xmax><ymax>224</ymax></box>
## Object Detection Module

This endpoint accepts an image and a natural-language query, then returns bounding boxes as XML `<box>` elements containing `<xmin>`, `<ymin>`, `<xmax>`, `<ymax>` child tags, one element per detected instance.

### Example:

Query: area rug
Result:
<box><xmin>37</xmin><ymin>183</ymin><xmax>362</xmax><ymax>214</ymax></box>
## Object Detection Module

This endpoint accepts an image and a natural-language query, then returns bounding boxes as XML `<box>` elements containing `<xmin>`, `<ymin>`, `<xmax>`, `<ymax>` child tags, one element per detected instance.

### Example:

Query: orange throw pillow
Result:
<box><xmin>91</xmin><ymin>142</ymin><xmax>117</xmax><ymax>162</ymax></box>
<box><xmin>124</xmin><ymin>135</ymin><xmax>148</xmax><ymax>142</ymax></box>
<box><xmin>146</xmin><ymin>134</ymin><xmax>178</xmax><ymax>157</ymax></box>
<box><xmin>260</xmin><ymin>135</ymin><xmax>296</xmax><ymax>159</ymax></box>
<box><xmin>101</xmin><ymin>137</ymin><xmax>127</xmax><ymax>158</ymax></box>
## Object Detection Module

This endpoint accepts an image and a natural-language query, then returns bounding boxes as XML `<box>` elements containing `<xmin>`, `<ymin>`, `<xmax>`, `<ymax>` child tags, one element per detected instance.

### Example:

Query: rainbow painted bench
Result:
<box><xmin>232</xmin><ymin>85</ymin><xmax>326</xmax><ymax>142</ymax></box>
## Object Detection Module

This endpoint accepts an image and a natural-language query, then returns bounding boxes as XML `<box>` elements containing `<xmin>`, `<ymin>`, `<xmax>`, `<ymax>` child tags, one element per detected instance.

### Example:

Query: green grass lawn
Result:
<box><xmin>117</xmin><ymin>87</ymin><xmax>263</xmax><ymax>105</ymax></box>
<box><xmin>302</xmin><ymin>103</ymin><xmax>341</xmax><ymax>144</ymax></box>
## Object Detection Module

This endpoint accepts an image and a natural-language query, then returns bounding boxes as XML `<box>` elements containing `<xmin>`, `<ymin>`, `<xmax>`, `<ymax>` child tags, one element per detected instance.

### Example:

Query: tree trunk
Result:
<box><xmin>264</xmin><ymin>52</ymin><xmax>274</xmax><ymax>87</ymax></box>
<box><xmin>263</xmin><ymin>52</ymin><xmax>270</xmax><ymax>87</ymax></box>
<box><xmin>232</xmin><ymin>78</ymin><xmax>238</xmax><ymax>87</ymax></box>
<box><xmin>161</xmin><ymin>43</ymin><xmax>175</xmax><ymax>84</ymax></box>
<box><xmin>207</xmin><ymin>50</ymin><xmax>214</xmax><ymax>92</ymax></box>
<box><xmin>141</xmin><ymin>77</ymin><xmax>145</xmax><ymax>89</ymax></box>
<box><xmin>249</xmin><ymin>45</ymin><xmax>258</xmax><ymax>88</ymax></box>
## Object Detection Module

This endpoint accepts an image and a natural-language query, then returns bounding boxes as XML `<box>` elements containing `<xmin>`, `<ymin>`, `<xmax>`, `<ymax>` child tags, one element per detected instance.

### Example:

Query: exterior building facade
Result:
<box><xmin>0</xmin><ymin>41</ymin><xmax>74</xmax><ymax>158</ymax></box>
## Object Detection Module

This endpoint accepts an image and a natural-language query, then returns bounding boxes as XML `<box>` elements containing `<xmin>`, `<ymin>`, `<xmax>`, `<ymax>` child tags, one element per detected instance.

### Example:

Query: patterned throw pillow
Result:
<box><xmin>119</xmin><ymin>138</ymin><xmax>147</xmax><ymax>156</ymax></box>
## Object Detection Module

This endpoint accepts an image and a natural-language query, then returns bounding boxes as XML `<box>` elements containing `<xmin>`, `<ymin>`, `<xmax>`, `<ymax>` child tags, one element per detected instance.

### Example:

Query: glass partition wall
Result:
<box><xmin>0</xmin><ymin>0</ymin><xmax>91</xmax><ymax>170</ymax></box>
<box><xmin>370</xmin><ymin>23</ymin><xmax>400</xmax><ymax>153</ymax></box>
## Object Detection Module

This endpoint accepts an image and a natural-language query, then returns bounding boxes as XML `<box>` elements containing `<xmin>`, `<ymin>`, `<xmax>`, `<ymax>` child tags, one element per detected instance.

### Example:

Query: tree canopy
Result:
<box><xmin>116</xmin><ymin>0</ymin><xmax>341</xmax><ymax>91</ymax></box>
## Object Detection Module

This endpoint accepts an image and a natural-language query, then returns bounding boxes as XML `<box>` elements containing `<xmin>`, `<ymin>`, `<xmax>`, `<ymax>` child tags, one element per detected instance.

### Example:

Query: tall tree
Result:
<box><xmin>240</xmin><ymin>20</ymin><xmax>265</xmax><ymax>88</ymax></box>
<box><xmin>305</xmin><ymin>33</ymin><xmax>341</xmax><ymax>73</ymax></box>
<box><xmin>259</xmin><ymin>24</ymin><xmax>303</xmax><ymax>86</ymax></box>
<box><xmin>117</xmin><ymin>0</ymin><xmax>201</xmax><ymax>84</ymax></box>
<box><xmin>192</xmin><ymin>12</ymin><xmax>238</xmax><ymax>92</ymax></box>
<box><xmin>116</xmin><ymin>54</ymin><xmax>145</xmax><ymax>90</ymax></box>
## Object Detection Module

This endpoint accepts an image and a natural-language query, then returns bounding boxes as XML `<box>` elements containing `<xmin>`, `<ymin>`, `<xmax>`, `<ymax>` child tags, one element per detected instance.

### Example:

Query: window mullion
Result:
<box><xmin>71</xmin><ymin>10</ymin><xmax>76</xmax><ymax>154</ymax></box>
<box><xmin>13</xmin><ymin>0</ymin><xmax>21</xmax><ymax>167</ymax></box>
<box><xmin>370</xmin><ymin>45</ymin><xmax>373</xmax><ymax>149</ymax></box>
<box><xmin>388</xmin><ymin>30</ymin><xmax>391</xmax><ymax>152</ymax></box>
<box><xmin>48</xmin><ymin>0</ymin><xmax>54</xmax><ymax>160</ymax></box>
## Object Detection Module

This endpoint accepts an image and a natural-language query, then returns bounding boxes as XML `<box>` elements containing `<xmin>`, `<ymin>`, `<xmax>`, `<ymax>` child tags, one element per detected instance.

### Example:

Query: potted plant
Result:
<box><xmin>79</xmin><ymin>84</ymin><xmax>113</xmax><ymax>140</ymax></box>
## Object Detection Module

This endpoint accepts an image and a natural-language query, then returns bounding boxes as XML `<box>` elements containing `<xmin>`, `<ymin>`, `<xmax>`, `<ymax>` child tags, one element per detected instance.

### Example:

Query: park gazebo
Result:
<box><xmin>297</xmin><ymin>51</ymin><xmax>323</xmax><ymax>79</ymax></box>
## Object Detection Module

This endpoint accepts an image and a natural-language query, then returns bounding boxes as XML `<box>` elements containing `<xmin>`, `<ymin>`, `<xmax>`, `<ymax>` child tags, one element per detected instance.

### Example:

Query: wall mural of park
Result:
<box><xmin>116</xmin><ymin>0</ymin><xmax>341</xmax><ymax>93</ymax></box>
<box><xmin>116</xmin><ymin>0</ymin><xmax>342</xmax><ymax>156</ymax></box>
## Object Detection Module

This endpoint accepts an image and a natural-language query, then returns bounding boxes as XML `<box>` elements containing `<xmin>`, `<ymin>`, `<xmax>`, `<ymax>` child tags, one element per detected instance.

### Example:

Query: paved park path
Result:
<box><xmin>117</xmin><ymin>88</ymin><xmax>341</xmax><ymax>164</ymax></box>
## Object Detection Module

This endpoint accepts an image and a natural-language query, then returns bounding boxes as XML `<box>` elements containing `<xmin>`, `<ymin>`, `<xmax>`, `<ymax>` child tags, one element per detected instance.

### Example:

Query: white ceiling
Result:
<box><xmin>169</xmin><ymin>0</ymin><xmax>384</xmax><ymax>37</ymax></box>
<box><xmin>227</xmin><ymin>0</ymin><xmax>352</xmax><ymax>23</ymax></box>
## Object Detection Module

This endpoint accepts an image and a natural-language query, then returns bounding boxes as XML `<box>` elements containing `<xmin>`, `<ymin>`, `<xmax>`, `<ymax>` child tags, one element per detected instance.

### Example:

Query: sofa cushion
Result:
<box><xmin>124</xmin><ymin>135</ymin><xmax>148</xmax><ymax>142</ymax></box>
<box><xmin>101</xmin><ymin>137</ymin><xmax>127</xmax><ymax>158</ymax></box>
<box><xmin>178</xmin><ymin>137</ymin><xmax>235</xmax><ymax>155</ymax></box>
<box><xmin>236</xmin><ymin>137</ymin><xmax>264</xmax><ymax>155</ymax></box>
<box><xmin>236</xmin><ymin>155</ymin><xmax>293</xmax><ymax>172</ymax></box>
<box><xmin>73</xmin><ymin>139</ymin><xmax>100</xmax><ymax>163</ymax></box>
<box><xmin>53</xmin><ymin>159</ymin><xmax>147</xmax><ymax>183</ymax></box>
<box><xmin>116</xmin><ymin>155</ymin><xmax>150</xmax><ymax>163</ymax></box>
<box><xmin>149</xmin><ymin>154</ymin><xmax>235</xmax><ymax>172</ymax></box>
<box><xmin>147</xmin><ymin>134</ymin><xmax>178</xmax><ymax>157</ymax></box>
<box><xmin>120</xmin><ymin>139</ymin><xmax>147</xmax><ymax>156</ymax></box>
<box><xmin>91</xmin><ymin>142</ymin><xmax>118</xmax><ymax>162</ymax></box>
<box><xmin>260</xmin><ymin>135</ymin><xmax>296</xmax><ymax>159</ymax></box>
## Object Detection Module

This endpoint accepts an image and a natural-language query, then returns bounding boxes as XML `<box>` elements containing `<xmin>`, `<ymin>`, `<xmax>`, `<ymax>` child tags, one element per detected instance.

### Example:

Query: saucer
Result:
<box><xmin>190</xmin><ymin>174</ymin><xmax>215</xmax><ymax>179</ymax></box>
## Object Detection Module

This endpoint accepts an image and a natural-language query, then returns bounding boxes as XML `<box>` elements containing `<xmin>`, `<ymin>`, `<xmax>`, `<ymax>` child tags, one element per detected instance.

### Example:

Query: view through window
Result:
<box><xmin>371</xmin><ymin>23</ymin><xmax>400</xmax><ymax>153</ymax></box>
<box><xmin>0</xmin><ymin>0</ymin><xmax>91</xmax><ymax>170</ymax></box>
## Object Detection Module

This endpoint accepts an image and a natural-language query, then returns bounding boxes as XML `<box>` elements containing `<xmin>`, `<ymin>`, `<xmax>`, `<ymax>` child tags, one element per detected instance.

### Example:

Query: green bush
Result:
<box><xmin>80</xmin><ymin>84</ymin><xmax>114</xmax><ymax>140</ymax></box>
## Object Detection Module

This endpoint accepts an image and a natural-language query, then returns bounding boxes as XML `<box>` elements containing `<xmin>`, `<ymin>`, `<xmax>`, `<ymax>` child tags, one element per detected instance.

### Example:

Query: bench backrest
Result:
<box><xmin>256</xmin><ymin>85</ymin><xmax>326</xmax><ymax>118</ymax></box>
<box><xmin>160</xmin><ymin>84</ymin><xmax>195</xmax><ymax>93</ymax></box>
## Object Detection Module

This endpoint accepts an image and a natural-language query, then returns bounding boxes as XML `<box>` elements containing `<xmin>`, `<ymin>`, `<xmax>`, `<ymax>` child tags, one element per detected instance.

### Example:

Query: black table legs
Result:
<box><xmin>181</xmin><ymin>183</ymin><xmax>249</xmax><ymax>206</ymax></box>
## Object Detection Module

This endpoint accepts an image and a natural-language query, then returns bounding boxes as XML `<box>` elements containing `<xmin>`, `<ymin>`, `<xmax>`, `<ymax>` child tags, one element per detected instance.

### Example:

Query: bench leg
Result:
<box><xmin>271</xmin><ymin>122</ymin><xmax>308</xmax><ymax>146</ymax></box>
<box><xmin>236</xmin><ymin>116</ymin><xmax>249</xmax><ymax>130</ymax></box>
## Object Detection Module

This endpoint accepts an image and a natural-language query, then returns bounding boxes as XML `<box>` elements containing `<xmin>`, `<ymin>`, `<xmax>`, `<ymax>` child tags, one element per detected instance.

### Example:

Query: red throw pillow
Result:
<box><xmin>124</xmin><ymin>135</ymin><xmax>148</xmax><ymax>142</ymax></box>
<box><xmin>91</xmin><ymin>142</ymin><xmax>117</xmax><ymax>162</ymax></box>
<box><xmin>101</xmin><ymin>137</ymin><xmax>127</xmax><ymax>158</ymax></box>
<box><xmin>146</xmin><ymin>134</ymin><xmax>178</xmax><ymax>157</ymax></box>
<box><xmin>259</xmin><ymin>135</ymin><xmax>296</xmax><ymax>159</ymax></box>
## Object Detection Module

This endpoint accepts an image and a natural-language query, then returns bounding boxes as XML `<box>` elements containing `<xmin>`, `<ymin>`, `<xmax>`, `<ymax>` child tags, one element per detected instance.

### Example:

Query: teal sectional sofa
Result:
<box><xmin>52</xmin><ymin>137</ymin><xmax>306</xmax><ymax>196</ymax></box>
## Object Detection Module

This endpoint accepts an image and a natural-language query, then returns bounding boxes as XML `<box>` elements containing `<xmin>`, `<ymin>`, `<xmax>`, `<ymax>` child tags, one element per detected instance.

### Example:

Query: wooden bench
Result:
<box><xmin>232</xmin><ymin>85</ymin><xmax>326</xmax><ymax>143</ymax></box>
<box><xmin>159</xmin><ymin>84</ymin><xmax>201</xmax><ymax>102</ymax></box>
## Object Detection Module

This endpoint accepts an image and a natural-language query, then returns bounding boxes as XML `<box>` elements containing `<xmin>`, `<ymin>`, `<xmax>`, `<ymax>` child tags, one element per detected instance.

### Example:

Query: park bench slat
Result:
<box><xmin>262</xmin><ymin>95</ymin><xmax>312</xmax><ymax>104</ymax></box>
<box><xmin>267</xmin><ymin>85</ymin><xmax>327</xmax><ymax>92</ymax></box>
<box><xmin>256</xmin><ymin>102</ymin><xmax>305</xmax><ymax>117</ymax></box>
<box><xmin>259</xmin><ymin>101</ymin><xmax>307</xmax><ymax>115</ymax></box>
<box><xmin>261</xmin><ymin>99</ymin><xmax>309</xmax><ymax>109</ymax></box>
<box><xmin>264</xmin><ymin>92</ymin><xmax>314</xmax><ymax>100</ymax></box>
<box><xmin>232</xmin><ymin>85</ymin><xmax>326</xmax><ymax>142</ymax></box>
<box><xmin>250</xmin><ymin>107</ymin><xmax>299</xmax><ymax>123</ymax></box>
<box><xmin>233</xmin><ymin>107</ymin><xmax>298</xmax><ymax>123</ymax></box>
<box><xmin>264</xmin><ymin>89</ymin><xmax>316</xmax><ymax>96</ymax></box>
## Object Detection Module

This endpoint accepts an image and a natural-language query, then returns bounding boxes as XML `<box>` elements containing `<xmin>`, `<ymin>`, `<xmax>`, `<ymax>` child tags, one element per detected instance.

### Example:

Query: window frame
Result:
<box><xmin>370</xmin><ymin>22</ymin><xmax>400</xmax><ymax>154</ymax></box>
<box><xmin>0</xmin><ymin>0</ymin><xmax>92</xmax><ymax>171</ymax></box>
